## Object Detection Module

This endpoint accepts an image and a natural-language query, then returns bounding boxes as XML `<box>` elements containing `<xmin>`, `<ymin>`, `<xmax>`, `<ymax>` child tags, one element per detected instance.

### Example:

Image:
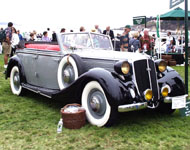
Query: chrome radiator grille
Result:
<box><xmin>133</xmin><ymin>59</ymin><xmax>159</xmax><ymax>101</ymax></box>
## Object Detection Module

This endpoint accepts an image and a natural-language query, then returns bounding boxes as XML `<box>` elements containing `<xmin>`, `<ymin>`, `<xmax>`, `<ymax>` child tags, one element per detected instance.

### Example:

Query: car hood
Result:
<box><xmin>70</xmin><ymin>49</ymin><xmax>150</xmax><ymax>62</ymax></box>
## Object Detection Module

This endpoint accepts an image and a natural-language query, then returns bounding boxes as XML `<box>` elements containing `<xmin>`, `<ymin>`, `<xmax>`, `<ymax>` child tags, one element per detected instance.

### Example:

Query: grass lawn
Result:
<box><xmin>0</xmin><ymin>54</ymin><xmax>190</xmax><ymax>150</ymax></box>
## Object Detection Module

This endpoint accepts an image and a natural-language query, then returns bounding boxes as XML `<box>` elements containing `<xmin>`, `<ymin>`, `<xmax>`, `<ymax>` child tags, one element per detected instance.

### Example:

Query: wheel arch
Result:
<box><xmin>77</xmin><ymin>68</ymin><xmax>127</xmax><ymax>107</ymax></box>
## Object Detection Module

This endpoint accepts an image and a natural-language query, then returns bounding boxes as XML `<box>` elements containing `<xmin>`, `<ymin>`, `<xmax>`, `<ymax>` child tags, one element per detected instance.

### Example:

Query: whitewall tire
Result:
<box><xmin>82</xmin><ymin>81</ymin><xmax>111</xmax><ymax>127</ymax></box>
<box><xmin>57</xmin><ymin>56</ymin><xmax>79</xmax><ymax>90</ymax></box>
<box><xmin>10</xmin><ymin>66</ymin><xmax>23</xmax><ymax>95</ymax></box>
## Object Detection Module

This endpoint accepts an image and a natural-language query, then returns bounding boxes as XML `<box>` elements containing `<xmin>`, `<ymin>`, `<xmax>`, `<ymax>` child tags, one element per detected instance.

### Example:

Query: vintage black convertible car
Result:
<box><xmin>6</xmin><ymin>32</ymin><xmax>188</xmax><ymax>127</ymax></box>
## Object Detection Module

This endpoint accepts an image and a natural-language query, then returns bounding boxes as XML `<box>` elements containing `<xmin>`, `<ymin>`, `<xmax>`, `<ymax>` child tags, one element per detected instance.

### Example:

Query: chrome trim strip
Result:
<box><xmin>118</xmin><ymin>102</ymin><xmax>147</xmax><ymax>112</ymax></box>
<box><xmin>146</xmin><ymin>59</ymin><xmax>152</xmax><ymax>90</ymax></box>
<box><xmin>153</xmin><ymin>61</ymin><xmax>160</xmax><ymax>100</ymax></box>
<box><xmin>164</xmin><ymin>94</ymin><xmax>188</xmax><ymax>103</ymax></box>
<box><xmin>132</xmin><ymin>61</ymin><xmax>140</xmax><ymax>95</ymax></box>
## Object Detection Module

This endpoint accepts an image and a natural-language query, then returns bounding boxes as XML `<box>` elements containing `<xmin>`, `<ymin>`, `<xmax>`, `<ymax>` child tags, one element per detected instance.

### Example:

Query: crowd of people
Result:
<box><xmin>0</xmin><ymin>22</ymin><xmax>185</xmax><ymax>73</ymax></box>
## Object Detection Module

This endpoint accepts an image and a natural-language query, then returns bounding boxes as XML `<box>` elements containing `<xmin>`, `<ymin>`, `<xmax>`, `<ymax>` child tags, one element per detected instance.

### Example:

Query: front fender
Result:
<box><xmin>158</xmin><ymin>67</ymin><xmax>185</xmax><ymax>97</ymax></box>
<box><xmin>53</xmin><ymin>68</ymin><xmax>135</xmax><ymax>107</ymax></box>
<box><xmin>6</xmin><ymin>55</ymin><xmax>27</xmax><ymax>83</ymax></box>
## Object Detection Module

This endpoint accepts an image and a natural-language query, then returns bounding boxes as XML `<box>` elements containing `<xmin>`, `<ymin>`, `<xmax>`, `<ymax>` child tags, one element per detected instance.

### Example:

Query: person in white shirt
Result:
<box><xmin>11</xmin><ymin>27</ymin><xmax>20</xmax><ymax>57</ymax></box>
<box><xmin>166</xmin><ymin>32</ymin><xmax>173</xmax><ymax>53</ymax></box>
<box><xmin>95</xmin><ymin>25</ymin><xmax>102</xmax><ymax>34</ymax></box>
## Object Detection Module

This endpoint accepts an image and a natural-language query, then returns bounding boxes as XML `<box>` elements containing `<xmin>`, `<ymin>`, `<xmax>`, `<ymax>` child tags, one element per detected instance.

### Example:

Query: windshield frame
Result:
<box><xmin>58</xmin><ymin>32</ymin><xmax>113</xmax><ymax>52</ymax></box>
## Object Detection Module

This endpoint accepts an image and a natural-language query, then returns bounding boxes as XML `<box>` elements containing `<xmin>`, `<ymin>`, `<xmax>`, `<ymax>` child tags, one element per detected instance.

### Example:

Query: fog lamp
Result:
<box><xmin>144</xmin><ymin>89</ymin><xmax>153</xmax><ymax>101</ymax></box>
<box><xmin>161</xmin><ymin>85</ymin><xmax>170</xmax><ymax>97</ymax></box>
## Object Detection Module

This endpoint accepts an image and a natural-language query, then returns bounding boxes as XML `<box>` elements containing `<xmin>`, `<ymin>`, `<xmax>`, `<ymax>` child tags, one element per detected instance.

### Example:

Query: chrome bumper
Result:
<box><xmin>164</xmin><ymin>94</ymin><xmax>188</xmax><ymax>103</ymax></box>
<box><xmin>118</xmin><ymin>102</ymin><xmax>147</xmax><ymax>112</ymax></box>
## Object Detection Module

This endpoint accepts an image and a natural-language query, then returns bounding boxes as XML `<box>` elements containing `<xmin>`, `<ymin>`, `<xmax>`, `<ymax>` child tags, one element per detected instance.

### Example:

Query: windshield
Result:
<box><xmin>61</xmin><ymin>33</ymin><xmax>112</xmax><ymax>50</ymax></box>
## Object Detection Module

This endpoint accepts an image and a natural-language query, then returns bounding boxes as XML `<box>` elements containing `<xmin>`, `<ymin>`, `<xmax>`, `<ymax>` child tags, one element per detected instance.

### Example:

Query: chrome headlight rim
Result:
<box><xmin>114</xmin><ymin>60</ymin><xmax>132</xmax><ymax>76</ymax></box>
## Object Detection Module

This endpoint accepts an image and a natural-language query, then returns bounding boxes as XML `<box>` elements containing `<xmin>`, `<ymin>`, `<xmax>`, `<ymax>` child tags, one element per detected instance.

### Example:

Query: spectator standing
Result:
<box><xmin>60</xmin><ymin>28</ymin><xmax>66</xmax><ymax>33</ymax></box>
<box><xmin>165</xmin><ymin>31</ymin><xmax>173</xmax><ymax>53</ymax></box>
<box><xmin>17</xmin><ymin>30</ymin><xmax>23</xmax><ymax>41</ymax></box>
<box><xmin>80</xmin><ymin>26</ymin><xmax>85</xmax><ymax>32</ymax></box>
<box><xmin>52</xmin><ymin>31</ymin><xmax>57</xmax><ymax>42</ymax></box>
<box><xmin>120</xmin><ymin>25</ymin><xmax>131</xmax><ymax>52</ymax></box>
<box><xmin>103</xmin><ymin>26</ymin><xmax>114</xmax><ymax>40</ymax></box>
<box><xmin>95</xmin><ymin>25</ymin><xmax>102</xmax><ymax>33</ymax></box>
<box><xmin>33</xmin><ymin>30</ymin><xmax>37</xmax><ymax>41</ymax></box>
<box><xmin>10</xmin><ymin>27</ymin><xmax>20</xmax><ymax>57</ymax></box>
<box><xmin>29</xmin><ymin>33</ymin><xmax>35</xmax><ymax>41</ymax></box>
<box><xmin>129</xmin><ymin>32</ymin><xmax>141</xmax><ymax>52</ymax></box>
<box><xmin>140</xmin><ymin>29</ymin><xmax>152</xmax><ymax>55</ymax></box>
<box><xmin>42</xmin><ymin>31</ymin><xmax>51</xmax><ymax>42</ymax></box>
<box><xmin>2</xmin><ymin>22</ymin><xmax>13</xmax><ymax>69</ymax></box>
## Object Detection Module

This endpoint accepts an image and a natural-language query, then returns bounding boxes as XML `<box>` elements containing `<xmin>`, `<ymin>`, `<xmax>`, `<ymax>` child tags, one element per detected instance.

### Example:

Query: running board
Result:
<box><xmin>118</xmin><ymin>102</ymin><xmax>147</xmax><ymax>112</ymax></box>
<box><xmin>22</xmin><ymin>83</ymin><xmax>60</xmax><ymax>99</ymax></box>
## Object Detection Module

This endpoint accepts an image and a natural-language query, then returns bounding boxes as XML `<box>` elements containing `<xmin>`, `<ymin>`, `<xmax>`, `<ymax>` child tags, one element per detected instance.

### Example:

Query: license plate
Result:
<box><xmin>172</xmin><ymin>95</ymin><xmax>187</xmax><ymax>109</ymax></box>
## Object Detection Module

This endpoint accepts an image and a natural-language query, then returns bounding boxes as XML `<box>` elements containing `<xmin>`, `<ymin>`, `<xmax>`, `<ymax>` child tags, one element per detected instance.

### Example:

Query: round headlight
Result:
<box><xmin>144</xmin><ymin>89</ymin><xmax>153</xmax><ymax>101</ymax></box>
<box><xmin>121</xmin><ymin>62</ymin><xmax>130</xmax><ymax>75</ymax></box>
<box><xmin>158</xmin><ymin>61</ymin><xmax>167</xmax><ymax>72</ymax></box>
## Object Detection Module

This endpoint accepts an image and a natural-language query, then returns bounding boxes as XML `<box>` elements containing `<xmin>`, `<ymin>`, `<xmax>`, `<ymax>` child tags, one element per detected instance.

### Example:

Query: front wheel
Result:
<box><xmin>82</xmin><ymin>81</ymin><xmax>117</xmax><ymax>127</ymax></box>
<box><xmin>10</xmin><ymin>66</ymin><xmax>24</xmax><ymax>95</ymax></box>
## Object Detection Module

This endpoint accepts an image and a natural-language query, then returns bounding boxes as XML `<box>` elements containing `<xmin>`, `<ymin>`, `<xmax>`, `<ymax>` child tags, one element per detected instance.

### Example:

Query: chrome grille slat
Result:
<box><xmin>134</xmin><ymin>59</ymin><xmax>159</xmax><ymax>101</ymax></box>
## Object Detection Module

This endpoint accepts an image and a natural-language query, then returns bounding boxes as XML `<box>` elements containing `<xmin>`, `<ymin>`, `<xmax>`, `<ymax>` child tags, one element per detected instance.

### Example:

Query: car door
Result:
<box><xmin>35</xmin><ymin>51</ymin><xmax>61</xmax><ymax>89</ymax></box>
<box><xmin>17</xmin><ymin>50</ymin><xmax>38</xmax><ymax>86</ymax></box>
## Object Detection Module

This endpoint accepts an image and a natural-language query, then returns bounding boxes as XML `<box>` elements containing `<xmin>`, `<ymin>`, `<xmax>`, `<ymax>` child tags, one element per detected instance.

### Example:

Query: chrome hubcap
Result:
<box><xmin>90</xmin><ymin>96</ymin><xmax>101</xmax><ymax>112</ymax></box>
<box><xmin>63</xmin><ymin>65</ymin><xmax>75</xmax><ymax>85</ymax></box>
<box><xmin>13</xmin><ymin>73</ymin><xmax>20</xmax><ymax>87</ymax></box>
<box><xmin>88</xmin><ymin>90</ymin><xmax>106</xmax><ymax>119</ymax></box>
<box><xmin>13</xmin><ymin>72</ymin><xmax>20</xmax><ymax>90</ymax></box>
<box><xmin>63</xmin><ymin>70</ymin><xmax>70</xmax><ymax>83</ymax></box>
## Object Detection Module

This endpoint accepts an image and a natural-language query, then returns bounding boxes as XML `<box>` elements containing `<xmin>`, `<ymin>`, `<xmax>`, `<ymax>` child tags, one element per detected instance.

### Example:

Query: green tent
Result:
<box><xmin>160</xmin><ymin>7</ymin><xmax>190</xmax><ymax>20</ymax></box>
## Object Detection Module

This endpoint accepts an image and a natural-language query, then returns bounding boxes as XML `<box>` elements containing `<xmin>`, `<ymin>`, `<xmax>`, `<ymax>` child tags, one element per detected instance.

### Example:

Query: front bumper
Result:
<box><xmin>118</xmin><ymin>94</ymin><xmax>188</xmax><ymax>112</ymax></box>
<box><xmin>118</xmin><ymin>102</ymin><xmax>147</xmax><ymax>112</ymax></box>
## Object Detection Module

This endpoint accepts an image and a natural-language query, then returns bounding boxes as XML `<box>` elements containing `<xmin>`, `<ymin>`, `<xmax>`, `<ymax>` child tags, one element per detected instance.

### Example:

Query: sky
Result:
<box><xmin>0</xmin><ymin>0</ymin><xmax>189</xmax><ymax>33</ymax></box>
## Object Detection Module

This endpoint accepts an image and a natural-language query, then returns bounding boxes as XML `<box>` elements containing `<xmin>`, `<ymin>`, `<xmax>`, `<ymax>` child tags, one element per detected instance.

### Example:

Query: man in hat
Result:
<box><xmin>120</xmin><ymin>25</ymin><xmax>131</xmax><ymax>52</ymax></box>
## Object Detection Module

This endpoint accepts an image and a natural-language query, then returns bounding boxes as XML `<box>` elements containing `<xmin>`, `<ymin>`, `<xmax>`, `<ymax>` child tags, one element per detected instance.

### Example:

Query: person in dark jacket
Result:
<box><xmin>52</xmin><ymin>31</ymin><xmax>57</xmax><ymax>42</ymax></box>
<box><xmin>103</xmin><ymin>26</ymin><xmax>114</xmax><ymax>40</ymax></box>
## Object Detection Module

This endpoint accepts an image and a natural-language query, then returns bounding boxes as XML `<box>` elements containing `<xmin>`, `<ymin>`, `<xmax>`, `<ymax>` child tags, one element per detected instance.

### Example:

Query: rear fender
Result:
<box><xmin>6</xmin><ymin>55</ymin><xmax>27</xmax><ymax>83</ymax></box>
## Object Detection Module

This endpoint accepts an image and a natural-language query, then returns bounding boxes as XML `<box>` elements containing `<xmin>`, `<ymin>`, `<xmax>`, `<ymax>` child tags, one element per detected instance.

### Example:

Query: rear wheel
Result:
<box><xmin>82</xmin><ymin>81</ymin><xmax>116</xmax><ymax>127</ymax></box>
<box><xmin>10</xmin><ymin>66</ymin><xmax>24</xmax><ymax>95</ymax></box>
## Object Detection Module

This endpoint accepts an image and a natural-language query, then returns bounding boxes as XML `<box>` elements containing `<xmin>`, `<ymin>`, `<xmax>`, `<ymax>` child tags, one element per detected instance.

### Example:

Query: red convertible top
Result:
<box><xmin>25</xmin><ymin>43</ymin><xmax>60</xmax><ymax>51</ymax></box>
